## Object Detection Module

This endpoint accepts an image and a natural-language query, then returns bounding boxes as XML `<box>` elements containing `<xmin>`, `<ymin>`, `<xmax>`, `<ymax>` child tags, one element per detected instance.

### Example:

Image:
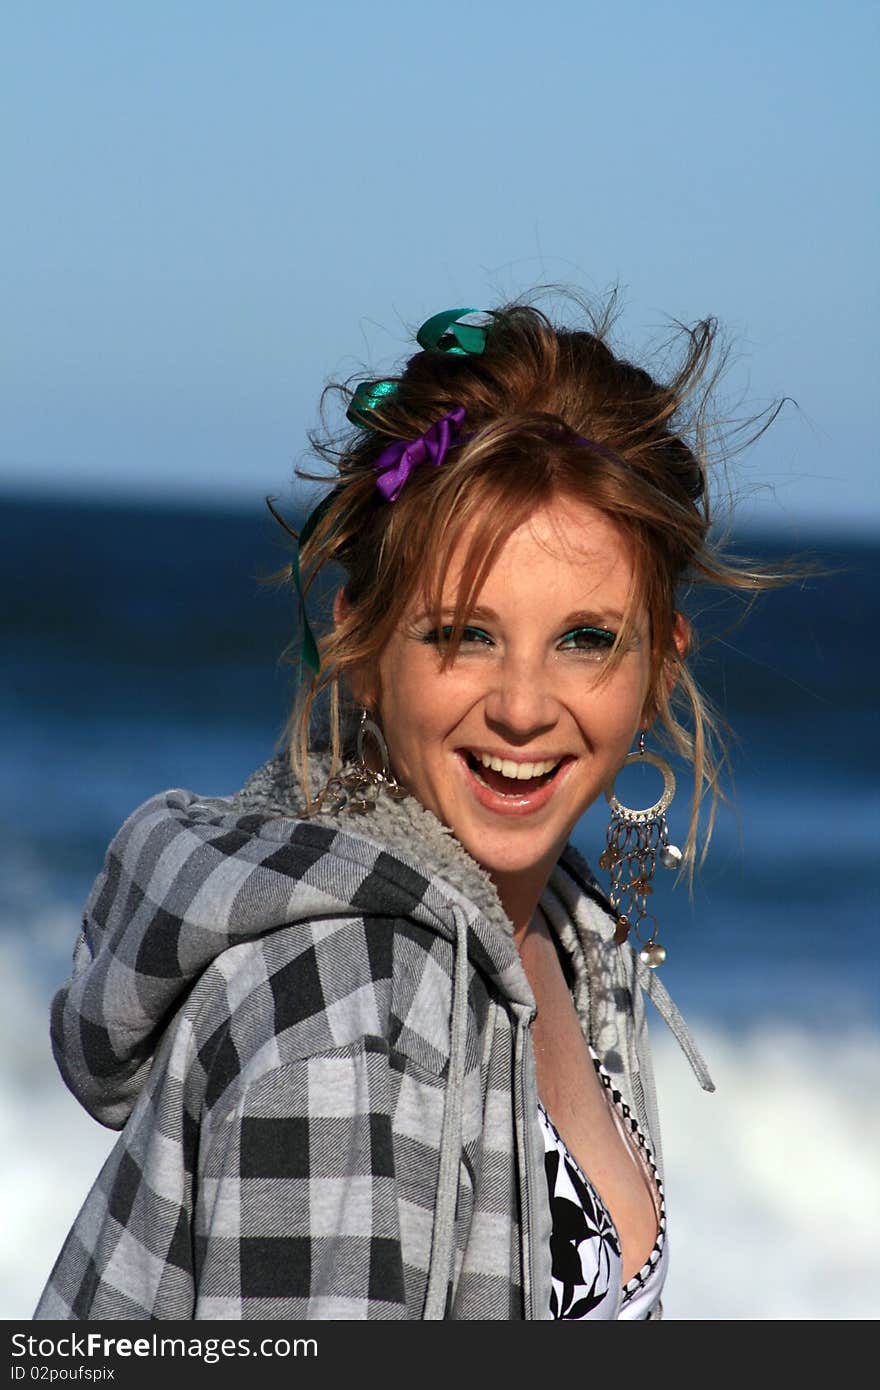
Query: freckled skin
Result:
<box><xmin>357</xmin><ymin>497</ymin><xmax>661</xmax><ymax>935</ymax></box>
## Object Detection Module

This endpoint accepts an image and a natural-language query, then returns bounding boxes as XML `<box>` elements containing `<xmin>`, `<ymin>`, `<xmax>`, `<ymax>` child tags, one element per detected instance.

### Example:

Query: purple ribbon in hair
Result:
<box><xmin>372</xmin><ymin>406</ymin><xmax>467</xmax><ymax>501</ymax></box>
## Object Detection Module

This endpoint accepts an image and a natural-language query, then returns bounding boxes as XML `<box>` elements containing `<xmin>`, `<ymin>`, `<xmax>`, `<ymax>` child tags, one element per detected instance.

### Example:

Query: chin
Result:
<box><xmin>456</xmin><ymin>827</ymin><xmax>564</xmax><ymax>884</ymax></box>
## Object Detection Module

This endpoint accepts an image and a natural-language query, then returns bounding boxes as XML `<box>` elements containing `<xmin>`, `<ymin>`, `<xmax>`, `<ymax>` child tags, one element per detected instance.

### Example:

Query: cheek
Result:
<box><xmin>377</xmin><ymin>650</ymin><xmax>453</xmax><ymax>756</ymax></box>
<box><xmin>586</xmin><ymin>667</ymin><xmax>652</xmax><ymax>746</ymax></box>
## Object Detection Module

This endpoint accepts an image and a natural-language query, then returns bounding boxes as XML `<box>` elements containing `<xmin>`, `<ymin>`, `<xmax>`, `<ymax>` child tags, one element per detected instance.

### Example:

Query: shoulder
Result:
<box><xmin>176</xmin><ymin>886</ymin><xmax>498</xmax><ymax>1126</ymax></box>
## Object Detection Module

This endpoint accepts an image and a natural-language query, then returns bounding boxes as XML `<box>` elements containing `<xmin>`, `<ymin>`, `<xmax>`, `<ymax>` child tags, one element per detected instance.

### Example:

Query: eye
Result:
<box><xmin>420</xmin><ymin>624</ymin><xmax>493</xmax><ymax>647</ymax></box>
<box><xmin>558</xmin><ymin>625</ymin><xmax>616</xmax><ymax>657</ymax></box>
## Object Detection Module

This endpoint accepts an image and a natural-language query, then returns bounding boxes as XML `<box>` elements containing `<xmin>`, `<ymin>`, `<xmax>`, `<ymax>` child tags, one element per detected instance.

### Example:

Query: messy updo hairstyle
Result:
<box><xmin>267</xmin><ymin>293</ymin><xmax>784</xmax><ymax>864</ymax></box>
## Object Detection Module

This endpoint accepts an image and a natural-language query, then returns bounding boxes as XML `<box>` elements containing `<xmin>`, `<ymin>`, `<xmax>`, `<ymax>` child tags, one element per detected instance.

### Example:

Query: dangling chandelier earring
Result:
<box><xmin>319</xmin><ymin>709</ymin><xmax>408</xmax><ymax>814</ymax></box>
<box><xmin>600</xmin><ymin>731</ymin><xmax>683</xmax><ymax>968</ymax></box>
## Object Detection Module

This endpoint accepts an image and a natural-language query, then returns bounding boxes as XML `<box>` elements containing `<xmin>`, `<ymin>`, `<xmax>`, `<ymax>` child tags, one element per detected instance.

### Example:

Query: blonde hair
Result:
<box><xmin>267</xmin><ymin>295</ymin><xmax>785</xmax><ymax>865</ymax></box>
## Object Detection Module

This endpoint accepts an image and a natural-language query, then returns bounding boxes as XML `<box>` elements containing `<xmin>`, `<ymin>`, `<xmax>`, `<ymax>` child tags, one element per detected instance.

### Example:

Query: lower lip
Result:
<box><xmin>456</xmin><ymin>753</ymin><xmax>574</xmax><ymax>817</ymax></box>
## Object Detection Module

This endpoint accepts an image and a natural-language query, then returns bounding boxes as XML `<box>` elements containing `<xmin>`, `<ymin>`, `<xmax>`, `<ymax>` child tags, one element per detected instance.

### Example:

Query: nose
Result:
<box><xmin>483</xmin><ymin>653</ymin><xmax>560</xmax><ymax>742</ymax></box>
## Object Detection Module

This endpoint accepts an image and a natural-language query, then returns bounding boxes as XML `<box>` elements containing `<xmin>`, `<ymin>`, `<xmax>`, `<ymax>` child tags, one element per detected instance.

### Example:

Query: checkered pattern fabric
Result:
<box><xmin>35</xmin><ymin>760</ymin><xmax>710</xmax><ymax>1320</ymax></box>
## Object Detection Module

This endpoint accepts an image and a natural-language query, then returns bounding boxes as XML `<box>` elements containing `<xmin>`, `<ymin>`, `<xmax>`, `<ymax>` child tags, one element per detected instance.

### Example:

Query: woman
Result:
<box><xmin>36</xmin><ymin>300</ymin><xmax>766</xmax><ymax>1321</ymax></box>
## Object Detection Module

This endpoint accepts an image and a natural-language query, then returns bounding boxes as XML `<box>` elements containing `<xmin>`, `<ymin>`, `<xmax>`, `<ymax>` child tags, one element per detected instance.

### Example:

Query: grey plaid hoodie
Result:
<box><xmin>35</xmin><ymin>752</ymin><xmax>713</xmax><ymax>1321</ymax></box>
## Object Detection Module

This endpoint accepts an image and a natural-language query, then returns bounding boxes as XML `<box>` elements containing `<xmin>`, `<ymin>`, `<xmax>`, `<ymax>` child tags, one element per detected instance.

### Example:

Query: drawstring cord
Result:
<box><xmin>423</xmin><ymin>912</ymin><xmax>471</xmax><ymax>1319</ymax></box>
<box><xmin>635</xmin><ymin>956</ymin><xmax>715</xmax><ymax>1092</ymax></box>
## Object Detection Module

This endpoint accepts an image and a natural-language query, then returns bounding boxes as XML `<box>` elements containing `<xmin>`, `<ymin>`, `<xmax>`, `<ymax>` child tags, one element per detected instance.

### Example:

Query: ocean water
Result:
<box><xmin>2</xmin><ymin>493</ymin><xmax>877</xmax><ymax>1319</ymax></box>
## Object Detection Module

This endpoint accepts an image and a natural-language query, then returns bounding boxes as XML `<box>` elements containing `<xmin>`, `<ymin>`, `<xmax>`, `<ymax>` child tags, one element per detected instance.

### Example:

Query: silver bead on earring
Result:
<box><xmin>319</xmin><ymin>709</ymin><xmax>408</xmax><ymax>815</ymax></box>
<box><xmin>599</xmin><ymin>732</ymin><xmax>683</xmax><ymax>968</ymax></box>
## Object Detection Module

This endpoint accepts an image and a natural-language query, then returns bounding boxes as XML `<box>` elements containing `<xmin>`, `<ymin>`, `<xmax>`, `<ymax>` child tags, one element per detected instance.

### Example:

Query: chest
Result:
<box><xmin>519</xmin><ymin>922</ymin><xmax>661</xmax><ymax>1285</ymax></box>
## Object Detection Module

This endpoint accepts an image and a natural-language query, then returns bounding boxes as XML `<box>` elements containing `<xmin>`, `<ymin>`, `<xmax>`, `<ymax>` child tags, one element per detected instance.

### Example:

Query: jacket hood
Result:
<box><xmin>52</xmin><ymin>751</ymin><xmax>532</xmax><ymax>1128</ymax></box>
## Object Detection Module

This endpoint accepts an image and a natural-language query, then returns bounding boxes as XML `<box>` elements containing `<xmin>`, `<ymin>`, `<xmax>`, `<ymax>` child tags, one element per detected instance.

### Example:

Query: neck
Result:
<box><xmin>491</xmin><ymin>857</ymin><xmax>557</xmax><ymax>947</ymax></box>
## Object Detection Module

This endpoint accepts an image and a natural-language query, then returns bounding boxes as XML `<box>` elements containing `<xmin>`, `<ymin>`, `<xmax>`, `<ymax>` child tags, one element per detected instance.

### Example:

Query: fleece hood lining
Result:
<box><xmin>231</xmin><ymin>750</ymin><xmax>517</xmax><ymax>941</ymax></box>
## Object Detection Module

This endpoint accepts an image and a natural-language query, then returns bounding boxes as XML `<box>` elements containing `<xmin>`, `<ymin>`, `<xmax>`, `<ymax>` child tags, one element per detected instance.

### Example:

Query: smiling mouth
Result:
<box><xmin>463</xmin><ymin>751</ymin><xmax>565</xmax><ymax>796</ymax></box>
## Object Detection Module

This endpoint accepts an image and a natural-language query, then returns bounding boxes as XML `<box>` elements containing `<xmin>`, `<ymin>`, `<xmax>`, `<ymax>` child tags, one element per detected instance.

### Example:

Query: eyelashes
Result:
<box><xmin>558</xmin><ymin>626</ymin><xmax>616</xmax><ymax>653</ymax></box>
<box><xmin>420</xmin><ymin>624</ymin><xmax>493</xmax><ymax>646</ymax></box>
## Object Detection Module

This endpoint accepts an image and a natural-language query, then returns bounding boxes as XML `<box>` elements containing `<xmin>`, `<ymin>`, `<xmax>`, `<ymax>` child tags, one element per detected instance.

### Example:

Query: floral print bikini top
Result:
<box><xmin>538</xmin><ymin>1045</ymin><xmax>668</xmax><ymax>1320</ymax></box>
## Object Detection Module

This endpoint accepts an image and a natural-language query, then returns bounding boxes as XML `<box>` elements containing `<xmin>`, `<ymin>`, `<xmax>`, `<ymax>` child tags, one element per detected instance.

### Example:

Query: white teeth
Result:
<box><xmin>476</xmin><ymin>753</ymin><xmax>559</xmax><ymax>780</ymax></box>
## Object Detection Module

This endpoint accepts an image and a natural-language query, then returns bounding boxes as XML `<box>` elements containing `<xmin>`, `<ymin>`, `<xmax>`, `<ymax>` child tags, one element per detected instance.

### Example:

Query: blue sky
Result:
<box><xmin>2</xmin><ymin>0</ymin><xmax>877</xmax><ymax>533</ymax></box>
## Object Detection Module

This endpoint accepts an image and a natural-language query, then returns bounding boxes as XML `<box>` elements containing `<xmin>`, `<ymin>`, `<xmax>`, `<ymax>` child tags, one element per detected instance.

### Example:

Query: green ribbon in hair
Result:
<box><xmin>416</xmin><ymin>307</ymin><xmax>489</xmax><ymax>356</ymax></box>
<box><xmin>346</xmin><ymin>378</ymin><xmax>399</xmax><ymax>428</ymax></box>
<box><xmin>345</xmin><ymin>310</ymin><xmax>489</xmax><ymax>429</ymax></box>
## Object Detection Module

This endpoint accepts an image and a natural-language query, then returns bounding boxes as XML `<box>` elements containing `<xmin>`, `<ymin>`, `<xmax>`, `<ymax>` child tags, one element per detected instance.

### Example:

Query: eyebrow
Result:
<box><xmin>421</xmin><ymin>605</ymin><xmax>627</xmax><ymax>627</ymax></box>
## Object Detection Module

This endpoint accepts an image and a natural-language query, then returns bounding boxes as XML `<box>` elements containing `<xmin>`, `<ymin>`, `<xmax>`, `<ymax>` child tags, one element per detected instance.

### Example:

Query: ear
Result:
<box><xmin>333</xmin><ymin>587</ymin><xmax>378</xmax><ymax>710</ymax></box>
<box><xmin>641</xmin><ymin>612</ymin><xmax>690</xmax><ymax>729</ymax></box>
<box><xmin>671</xmin><ymin>611</ymin><xmax>690</xmax><ymax>666</ymax></box>
<box><xmin>332</xmin><ymin>586</ymin><xmax>349</xmax><ymax>629</ymax></box>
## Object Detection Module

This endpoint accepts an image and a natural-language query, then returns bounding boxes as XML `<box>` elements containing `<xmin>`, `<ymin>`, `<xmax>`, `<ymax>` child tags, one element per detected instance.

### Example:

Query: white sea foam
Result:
<box><xmin>2</xmin><ymin>938</ymin><xmax>878</xmax><ymax>1320</ymax></box>
<box><xmin>0</xmin><ymin>936</ymin><xmax>116</xmax><ymax>1319</ymax></box>
<box><xmin>652</xmin><ymin>1021</ymin><xmax>880</xmax><ymax>1319</ymax></box>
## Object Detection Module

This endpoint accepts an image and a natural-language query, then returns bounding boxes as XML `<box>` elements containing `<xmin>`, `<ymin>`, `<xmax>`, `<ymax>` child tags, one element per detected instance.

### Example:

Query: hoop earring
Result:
<box><xmin>319</xmin><ymin>709</ymin><xmax>408</xmax><ymax>814</ymax></box>
<box><xmin>600</xmin><ymin>732</ymin><xmax>683</xmax><ymax>968</ymax></box>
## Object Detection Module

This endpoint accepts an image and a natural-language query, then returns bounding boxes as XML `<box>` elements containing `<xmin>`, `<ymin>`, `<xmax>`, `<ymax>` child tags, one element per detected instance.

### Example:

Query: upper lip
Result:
<box><xmin>460</xmin><ymin>748</ymin><xmax>570</xmax><ymax>764</ymax></box>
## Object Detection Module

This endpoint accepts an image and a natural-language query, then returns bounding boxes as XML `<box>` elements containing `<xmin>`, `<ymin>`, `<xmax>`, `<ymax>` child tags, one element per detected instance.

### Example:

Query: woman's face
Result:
<box><xmin>364</xmin><ymin>497</ymin><xmax>658</xmax><ymax>903</ymax></box>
